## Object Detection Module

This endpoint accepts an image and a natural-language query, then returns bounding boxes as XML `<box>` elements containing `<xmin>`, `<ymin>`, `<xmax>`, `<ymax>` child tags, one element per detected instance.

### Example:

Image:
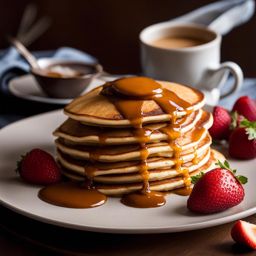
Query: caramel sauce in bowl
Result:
<box><xmin>32</xmin><ymin>59</ymin><xmax>103</xmax><ymax>98</ymax></box>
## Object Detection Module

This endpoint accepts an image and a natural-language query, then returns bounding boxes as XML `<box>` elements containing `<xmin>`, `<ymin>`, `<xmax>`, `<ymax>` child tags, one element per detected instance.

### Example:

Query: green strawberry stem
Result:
<box><xmin>191</xmin><ymin>160</ymin><xmax>248</xmax><ymax>185</ymax></box>
<box><xmin>240</xmin><ymin>119</ymin><xmax>256</xmax><ymax>140</ymax></box>
<box><xmin>215</xmin><ymin>160</ymin><xmax>248</xmax><ymax>185</ymax></box>
<box><xmin>191</xmin><ymin>172</ymin><xmax>204</xmax><ymax>184</ymax></box>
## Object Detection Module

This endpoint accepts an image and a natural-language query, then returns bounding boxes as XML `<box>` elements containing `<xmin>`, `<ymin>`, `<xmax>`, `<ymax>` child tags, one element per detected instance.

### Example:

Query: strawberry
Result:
<box><xmin>187</xmin><ymin>160</ymin><xmax>247</xmax><ymax>214</ymax></box>
<box><xmin>209</xmin><ymin>106</ymin><xmax>231</xmax><ymax>140</ymax></box>
<box><xmin>17</xmin><ymin>148</ymin><xmax>61</xmax><ymax>185</ymax></box>
<box><xmin>231</xmin><ymin>220</ymin><xmax>256</xmax><ymax>250</ymax></box>
<box><xmin>230</xmin><ymin>111</ymin><xmax>245</xmax><ymax>130</ymax></box>
<box><xmin>229</xmin><ymin>119</ymin><xmax>256</xmax><ymax>159</ymax></box>
<box><xmin>232</xmin><ymin>96</ymin><xmax>256</xmax><ymax>121</ymax></box>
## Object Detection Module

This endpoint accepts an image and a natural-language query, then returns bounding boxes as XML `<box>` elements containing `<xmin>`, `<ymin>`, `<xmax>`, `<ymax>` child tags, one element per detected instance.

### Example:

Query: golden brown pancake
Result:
<box><xmin>64</xmin><ymin>81</ymin><xmax>205</xmax><ymax>127</ymax></box>
<box><xmin>55</xmin><ymin>131</ymin><xmax>211</xmax><ymax>162</ymax></box>
<box><xmin>53</xmin><ymin>77</ymin><xmax>217</xmax><ymax>203</ymax></box>
<box><xmin>56</xmin><ymin>135</ymin><xmax>211</xmax><ymax>176</ymax></box>
<box><xmin>59</xmin><ymin>148</ymin><xmax>210</xmax><ymax>184</ymax></box>
<box><xmin>60</xmin><ymin>149</ymin><xmax>224</xmax><ymax>196</ymax></box>
<box><xmin>54</xmin><ymin>110</ymin><xmax>212</xmax><ymax>146</ymax></box>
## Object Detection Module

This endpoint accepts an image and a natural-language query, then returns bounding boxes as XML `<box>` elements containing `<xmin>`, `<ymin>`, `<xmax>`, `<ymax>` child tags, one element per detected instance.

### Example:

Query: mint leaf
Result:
<box><xmin>191</xmin><ymin>172</ymin><xmax>204</xmax><ymax>184</ymax></box>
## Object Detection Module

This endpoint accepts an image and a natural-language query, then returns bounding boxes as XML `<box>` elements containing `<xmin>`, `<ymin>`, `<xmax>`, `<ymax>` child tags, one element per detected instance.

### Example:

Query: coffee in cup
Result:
<box><xmin>151</xmin><ymin>36</ymin><xmax>208</xmax><ymax>49</ymax></box>
<box><xmin>140</xmin><ymin>23</ymin><xmax>243</xmax><ymax>105</ymax></box>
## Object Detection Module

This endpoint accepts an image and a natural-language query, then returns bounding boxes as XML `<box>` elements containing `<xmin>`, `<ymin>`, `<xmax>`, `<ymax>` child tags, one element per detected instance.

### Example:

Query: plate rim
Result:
<box><xmin>1</xmin><ymin>197</ymin><xmax>256</xmax><ymax>234</ymax></box>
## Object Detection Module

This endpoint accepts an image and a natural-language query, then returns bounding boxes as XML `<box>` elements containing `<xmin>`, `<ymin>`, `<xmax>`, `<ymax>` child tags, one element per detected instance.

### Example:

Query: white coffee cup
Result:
<box><xmin>140</xmin><ymin>23</ymin><xmax>243</xmax><ymax>105</ymax></box>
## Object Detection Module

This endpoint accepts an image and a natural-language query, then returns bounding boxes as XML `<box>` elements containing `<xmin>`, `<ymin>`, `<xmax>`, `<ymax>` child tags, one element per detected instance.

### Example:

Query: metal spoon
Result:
<box><xmin>8</xmin><ymin>36</ymin><xmax>40</xmax><ymax>69</ymax></box>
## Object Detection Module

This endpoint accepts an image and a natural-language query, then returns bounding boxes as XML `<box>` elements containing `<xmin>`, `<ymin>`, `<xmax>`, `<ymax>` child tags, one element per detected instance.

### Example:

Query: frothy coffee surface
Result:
<box><xmin>151</xmin><ymin>36</ymin><xmax>207</xmax><ymax>49</ymax></box>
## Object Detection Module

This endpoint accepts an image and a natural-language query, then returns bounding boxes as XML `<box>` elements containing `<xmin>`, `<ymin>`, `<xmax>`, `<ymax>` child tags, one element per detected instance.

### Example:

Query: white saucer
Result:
<box><xmin>0</xmin><ymin>110</ymin><xmax>255</xmax><ymax>234</ymax></box>
<box><xmin>8</xmin><ymin>74</ymin><xmax>104</xmax><ymax>105</ymax></box>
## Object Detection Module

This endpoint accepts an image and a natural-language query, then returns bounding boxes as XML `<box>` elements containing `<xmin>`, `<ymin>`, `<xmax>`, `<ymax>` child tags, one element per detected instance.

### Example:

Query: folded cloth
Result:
<box><xmin>169</xmin><ymin>0</ymin><xmax>255</xmax><ymax>35</ymax></box>
<box><xmin>219</xmin><ymin>78</ymin><xmax>256</xmax><ymax>109</ymax></box>
<box><xmin>0</xmin><ymin>47</ymin><xmax>97</xmax><ymax>94</ymax></box>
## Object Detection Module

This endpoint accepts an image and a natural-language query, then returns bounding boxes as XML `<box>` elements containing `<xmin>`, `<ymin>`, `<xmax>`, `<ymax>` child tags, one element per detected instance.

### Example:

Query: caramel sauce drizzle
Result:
<box><xmin>101</xmin><ymin>77</ymin><xmax>193</xmax><ymax>207</ymax></box>
<box><xmin>40</xmin><ymin>77</ymin><xmax>197</xmax><ymax>209</ymax></box>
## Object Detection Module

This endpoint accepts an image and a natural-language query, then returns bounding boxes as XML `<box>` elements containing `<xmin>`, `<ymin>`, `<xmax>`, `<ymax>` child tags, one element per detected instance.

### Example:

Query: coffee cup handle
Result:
<box><xmin>209</xmin><ymin>61</ymin><xmax>243</xmax><ymax>99</ymax></box>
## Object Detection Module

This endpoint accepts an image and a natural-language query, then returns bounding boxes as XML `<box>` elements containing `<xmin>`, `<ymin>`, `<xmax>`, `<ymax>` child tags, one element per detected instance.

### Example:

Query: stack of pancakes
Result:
<box><xmin>54</xmin><ymin>78</ymin><xmax>224</xmax><ymax>196</ymax></box>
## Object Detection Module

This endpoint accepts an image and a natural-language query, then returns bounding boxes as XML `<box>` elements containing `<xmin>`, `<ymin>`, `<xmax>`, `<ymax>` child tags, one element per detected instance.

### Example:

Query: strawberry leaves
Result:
<box><xmin>216</xmin><ymin>160</ymin><xmax>233</xmax><ymax>171</ymax></box>
<box><xmin>240</xmin><ymin>119</ymin><xmax>256</xmax><ymax>140</ymax></box>
<box><xmin>235</xmin><ymin>175</ymin><xmax>248</xmax><ymax>185</ymax></box>
<box><xmin>191</xmin><ymin>161</ymin><xmax>248</xmax><ymax>185</ymax></box>
<box><xmin>216</xmin><ymin>160</ymin><xmax>248</xmax><ymax>185</ymax></box>
<box><xmin>191</xmin><ymin>172</ymin><xmax>204</xmax><ymax>184</ymax></box>
<box><xmin>230</xmin><ymin>111</ymin><xmax>256</xmax><ymax>140</ymax></box>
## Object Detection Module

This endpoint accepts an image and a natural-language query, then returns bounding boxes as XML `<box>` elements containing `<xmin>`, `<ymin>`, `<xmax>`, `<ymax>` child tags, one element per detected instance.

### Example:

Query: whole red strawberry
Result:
<box><xmin>229</xmin><ymin>119</ymin><xmax>256</xmax><ymax>159</ymax></box>
<box><xmin>209</xmin><ymin>106</ymin><xmax>231</xmax><ymax>140</ymax></box>
<box><xmin>17</xmin><ymin>148</ymin><xmax>61</xmax><ymax>185</ymax></box>
<box><xmin>232</xmin><ymin>96</ymin><xmax>256</xmax><ymax>121</ymax></box>
<box><xmin>187</xmin><ymin>161</ymin><xmax>247</xmax><ymax>214</ymax></box>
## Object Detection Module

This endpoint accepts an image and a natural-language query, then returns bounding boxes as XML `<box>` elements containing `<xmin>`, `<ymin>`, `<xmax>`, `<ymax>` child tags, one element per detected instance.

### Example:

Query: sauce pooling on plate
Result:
<box><xmin>39</xmin><ymin>182</ymin><xmax>107</xmax><ymax>208</ymax></box>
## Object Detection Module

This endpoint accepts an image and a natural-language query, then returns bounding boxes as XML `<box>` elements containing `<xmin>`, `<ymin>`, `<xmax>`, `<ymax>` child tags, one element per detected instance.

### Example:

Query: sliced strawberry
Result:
<box><xmin>231</xmin><ymin>220</ymin><xmax>256</xmax><ymax>250</ymax></box>
<box><xmin>232</xmin><ymin>96</ymin><xmax>256</xmax><ymax>121</ymax></box>
<box><xmin>209</xmin><ymin>106</ymin><xmax>231</xmax><ymax>140</ymax></box>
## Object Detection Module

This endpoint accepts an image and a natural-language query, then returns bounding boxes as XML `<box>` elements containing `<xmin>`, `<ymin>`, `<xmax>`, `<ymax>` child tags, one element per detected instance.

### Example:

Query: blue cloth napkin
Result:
<box><xmin>0</xmin><ymin>47</ymin><xmax>97</xmax><ymax>94</ymax></box>
<box><xmin>219</xmin><ymin>78</ymin><xmax>256</xmax><ymax>109</ymax></box>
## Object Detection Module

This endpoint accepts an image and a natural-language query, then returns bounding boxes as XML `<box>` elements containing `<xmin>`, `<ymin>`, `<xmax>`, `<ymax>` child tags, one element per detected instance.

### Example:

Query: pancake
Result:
<box><xmin>60</xmin><ymin>149</ymin><xmax>224</xmax><ymax>196</ymax></box>
<box><xmin>54</xmin><ymin>109</ymin><xmax>206</xmax><ymax>145</ymax></box>
<box><xmin>56</xmin><ymin>135</ymin><xmax>211</xmax><ymax>176</ymax></box>
<box><xmin>55</xmin><ymin>130</ymin><xmax>211</xmax><ymax>162</ymax></box>
<box><xmin>52</xmin><ymin>77</ymin><xmax>218</xmax><ymax>208</ymax></box>
<box><xmin>64</xmin><ymin>81</ymin><xmax>205</xmax><ymax>127</ymax></box>
<box><xmin>60</xmin><ymin>147</ymin><xmax>211</xmax><ymax>184</ymax></box>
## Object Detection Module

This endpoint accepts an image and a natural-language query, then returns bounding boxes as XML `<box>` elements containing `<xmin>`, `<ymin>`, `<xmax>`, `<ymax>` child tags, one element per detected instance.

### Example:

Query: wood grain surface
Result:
<box><xmin>1</xmin><ymin>205</ymin><xmax>256</xmax><ymax>255</ymax></box>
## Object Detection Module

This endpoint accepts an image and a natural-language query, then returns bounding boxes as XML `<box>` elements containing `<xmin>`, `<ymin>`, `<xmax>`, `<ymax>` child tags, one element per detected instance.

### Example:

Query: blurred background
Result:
<box><xmin>0</xmin><ymin>0</ymin><xmax>255</xmax><ymax>76</ymax></box>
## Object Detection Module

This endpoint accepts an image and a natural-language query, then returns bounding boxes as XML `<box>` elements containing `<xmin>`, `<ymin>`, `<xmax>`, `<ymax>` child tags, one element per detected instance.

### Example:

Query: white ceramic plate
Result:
<box><xmin>0</xmin><ymin>110</ymin><xmax>255</xmax><ymax>234</ymax></box>
<box><xmin>8</xmin><ymin>75</ymin><xmax>104</xmax><ymax>105</ymax></box>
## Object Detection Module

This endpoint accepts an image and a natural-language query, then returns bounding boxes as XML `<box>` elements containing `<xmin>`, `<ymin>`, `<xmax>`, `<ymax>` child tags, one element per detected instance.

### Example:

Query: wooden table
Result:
<box><xmin>1</xmin><ymin>205</ymin><xmax>255</xmax><ymax>255</ymax></box>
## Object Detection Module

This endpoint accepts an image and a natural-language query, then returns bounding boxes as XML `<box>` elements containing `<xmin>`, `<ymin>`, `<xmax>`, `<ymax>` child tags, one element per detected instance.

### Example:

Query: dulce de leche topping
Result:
<box><xmin>38</xmin><ymin>182</ymin><xmax>107</xmax><ymax>208</ymax></box>
<box><xmin>42</xmin><ymin>77</ymin><xmax>201</xmax><ymax>209</ymax></box>
<box><xmin>111</xmin><ymin>77</ymin><xmax>163</xmax><ymax>97</ymax></box>
<box><xmin>100</xmin><ymin>77</ymin><xmax>193</xmax><ymax>207</ymax></box>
